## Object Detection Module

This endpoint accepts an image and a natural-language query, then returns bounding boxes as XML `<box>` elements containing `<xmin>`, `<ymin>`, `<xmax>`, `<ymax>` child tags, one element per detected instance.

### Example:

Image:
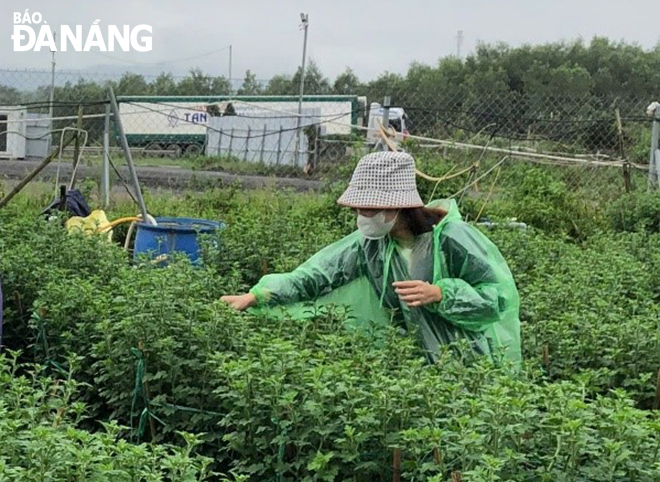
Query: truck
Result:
<box><xmin>116</xmin><ymin>95</ymin><xmax>368</xmax><ymax>156</ymax></box>
<box><xmin>365</xmin><ymin>102</ymin><xmax>409</xmax><ymax>146</ymax></box>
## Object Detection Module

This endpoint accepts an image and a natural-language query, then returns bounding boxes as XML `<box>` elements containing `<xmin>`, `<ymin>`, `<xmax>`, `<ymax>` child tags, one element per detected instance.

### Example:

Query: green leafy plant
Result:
<box><xmin>0</xmin><ymin>350</ymin><xmax>213</xmax><ymax>481</ymax></box>
<box><xmin>3</xmin><ymin>180</ymin><xmax>660</xmax><ymax>481</ymax></box>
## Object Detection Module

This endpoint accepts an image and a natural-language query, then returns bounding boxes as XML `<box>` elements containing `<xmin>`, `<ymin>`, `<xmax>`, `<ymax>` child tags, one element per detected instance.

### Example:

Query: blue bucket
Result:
<box><xmin>133</xmin><ymin>217</ymin><xmax>224</xmax><ymax>265</ymax></box>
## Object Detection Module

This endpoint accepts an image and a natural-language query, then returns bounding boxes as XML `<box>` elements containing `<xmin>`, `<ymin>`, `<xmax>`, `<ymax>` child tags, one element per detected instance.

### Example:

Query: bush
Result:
<box><xmin>488</xmin><ymin>164</ymin><xmax>602</xmax><ymax>239</ymax></box>
<box><xmin>212</xmin><ymin>323</ymin><xmax>660</xmax><ymax>481</ymax></box>
<box><xmin>0</xmin><ymin>351</ymin><xmax>213</xmax><ymax>482</ymax></box>
<box><xmin>4</xmin><ymin>186</ymin><xmax>660</xmax><ymax>481</ymax></box>
<box><xmin>608</xmin><ymin>190</ymin><xmax>660</xmax><ymax>234</ymax></box>
<box><xmin>0</xmin><ymin>213</ymin><xmax>127</xmax><ymax>353</ymax></box>
<box><xmin>490</xmin><ymin>227</ymin><xmax>660</xmax><ymax>406</ymax></box>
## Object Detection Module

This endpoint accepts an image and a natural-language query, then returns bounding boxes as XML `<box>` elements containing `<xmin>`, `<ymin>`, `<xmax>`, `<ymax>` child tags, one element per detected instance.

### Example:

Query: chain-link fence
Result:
<box><xmin>0</xmin><ymin>67</ymin><xmax>654</xmax><ymax>201</ymax></box>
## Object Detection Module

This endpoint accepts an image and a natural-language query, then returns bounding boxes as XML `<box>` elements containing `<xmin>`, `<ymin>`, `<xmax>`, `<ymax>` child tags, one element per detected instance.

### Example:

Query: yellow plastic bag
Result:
<box><xmin>66</xmin><ymin>210</ymin><xmax>113</xmax><ymax>241</ymax></box>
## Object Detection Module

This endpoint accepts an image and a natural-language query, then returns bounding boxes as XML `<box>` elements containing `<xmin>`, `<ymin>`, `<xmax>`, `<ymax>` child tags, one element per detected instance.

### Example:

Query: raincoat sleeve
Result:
<box><xmin>249</xmin><ymin>231</ymin><xmax>363</xmax><ymax>306</ymax></box>
<box><xmin>428</xmin><ymin>222</ymin><xmax>511</xmax><ymax>332</ymax></box>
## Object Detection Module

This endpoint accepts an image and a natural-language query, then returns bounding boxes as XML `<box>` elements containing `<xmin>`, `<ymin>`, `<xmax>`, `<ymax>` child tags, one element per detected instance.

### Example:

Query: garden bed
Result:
<box><xmin>2</xmin><ymin>165</ymin><xmax>660</xmax><ymax>481</ymax></box>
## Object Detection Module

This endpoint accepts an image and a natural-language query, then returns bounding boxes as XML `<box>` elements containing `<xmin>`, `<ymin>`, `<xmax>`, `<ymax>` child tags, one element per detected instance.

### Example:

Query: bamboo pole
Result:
<box><xmin>392</xmin><ymin>449</ymin><xmax>401</xmax><ymax>482</ymax></box>
<box><xmin>542</xmin><ymin>345</ymin><xmax>550</xmax><ymax>369</ymax></box>
<box><xmin>653</xmin><ymin>369</ymin><xmax>660</xmax><ymax>410</ymax></box>
<box><xmin>69</xmin><ymin>105</ymin><xmax>84</xmax><ymax>189</ymax></box>
<box><xmin>138</xmin><ymin>340</ymin><xmax>157</xmax><ymax>440</ymax></box>
<box><xmin>615</xmin><ymin>108</ymin><xmax>631</xmax><ymax>193</ymax></box>
<box><xmin>0</xmin><ymin>134</ymin><xmax>76</xmax><ymax>209</ymax></box>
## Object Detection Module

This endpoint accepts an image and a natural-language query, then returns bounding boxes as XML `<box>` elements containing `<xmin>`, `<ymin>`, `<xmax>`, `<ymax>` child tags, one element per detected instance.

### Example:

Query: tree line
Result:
<box><xmin>2</xmin><ymin>37</ymin><xmax>657</xmax><ymax>150</ymax></box>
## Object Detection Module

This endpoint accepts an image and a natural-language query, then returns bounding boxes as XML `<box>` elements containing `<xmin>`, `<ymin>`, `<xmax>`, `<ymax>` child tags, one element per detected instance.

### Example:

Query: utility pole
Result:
<box><xmin>295</xmin><ymin>13</ymin><xmax>309</xmax><ymax>167</ymax></box>
<box><xmin>228</xmin><ymin>44</ymin><xmax>233</xmax><ymax>92</ymax></box>
<box><xmin>456</xmin><ymin>30</ymin><xmax>464</xmax><ymax>59</ymax></box>
<box><xmin>48</xmin><ymin>32</ymin><xmax>56</xmax><ymax>152</ymax></box>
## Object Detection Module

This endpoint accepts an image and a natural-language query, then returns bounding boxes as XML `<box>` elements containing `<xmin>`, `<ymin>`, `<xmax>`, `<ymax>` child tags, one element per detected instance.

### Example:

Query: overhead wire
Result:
<box><xmin>107</xmin><ymin>153</ymin><xmax>139</xmax><ymax>205</ymax></box>
<box><xmin>88</xmin><ymin>45</ymin><xmax>232</xmax><ymax>66</ymax></box>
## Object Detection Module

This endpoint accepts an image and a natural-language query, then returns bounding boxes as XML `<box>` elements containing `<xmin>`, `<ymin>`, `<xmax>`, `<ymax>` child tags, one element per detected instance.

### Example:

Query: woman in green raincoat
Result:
<box><xmin>221</xmin><ymin>152</ymin><xmax>521</xmax><ymax>365</ymax></box>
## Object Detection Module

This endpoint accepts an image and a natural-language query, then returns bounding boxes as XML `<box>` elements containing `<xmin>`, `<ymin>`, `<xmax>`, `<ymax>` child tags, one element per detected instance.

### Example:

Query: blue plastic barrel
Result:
<box><xmin>133</xmin><ymin>217</ymin><xmax>224</xmax><ymax>265</ymax></box>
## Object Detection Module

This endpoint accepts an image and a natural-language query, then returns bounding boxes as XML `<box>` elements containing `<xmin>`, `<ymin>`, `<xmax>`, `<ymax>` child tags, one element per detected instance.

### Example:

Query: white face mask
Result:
<box><xmin>357</xmin><ymin>211</ymin><xmax>399</xmax><ymax>239</ymax></box>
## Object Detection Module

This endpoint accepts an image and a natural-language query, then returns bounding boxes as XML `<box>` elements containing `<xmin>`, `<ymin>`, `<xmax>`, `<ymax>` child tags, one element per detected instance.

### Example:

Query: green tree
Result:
<box><xmin>210</xmin><ymin>76</ymin><xmax>231</xmax><ymax>95</ymax></box>
<box><xmin>265</xmin><ymin>74</ymin><xmax>294</xmax><ymax>95</ymax></box>
<box><xmin>291</xmin><ymin>60</ymin><xmax>331</xmax><ymax>95</ymax></box>
<box><xmin>176</xmin><ymin>68</ymin><xmax>229</xmax><ymax>95</ymax></box>
<box><xmin>333</xmin><ymin>68</ymin><xmax>361</xmax><ymax>94</ymax></box>
<box><xmin>116</xmin><ymin>72</ymin><xmax>150</xmax><ymax>95</ymax></box>
<box><xmin>152</xmin><ymin>72</ymin><xmax>178</xmax><ymax>95</ymax></box>
<box><xmin>0</xmin><ymin>84</ymin><xmax>22</xmax><ymax>104</ymax></box>
<box><xmin>362</xmin><ymin>72</ymin><xmax>406</xmax><ymax>104</ymax></box>
<box><xmin>238</xmin><ymin>70</ymin><xmax>262</xmax><ymax>95</ymax></box>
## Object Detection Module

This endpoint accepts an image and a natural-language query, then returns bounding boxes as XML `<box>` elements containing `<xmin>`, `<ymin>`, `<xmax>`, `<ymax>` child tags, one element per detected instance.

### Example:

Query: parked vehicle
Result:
<box><xmin>366</xmin><ymin>102</ymin><xmax>409</xmax><ymax>146</ymax></box>
<box><xmin>117</xmin><ymin>95</ymin><xmax>367</xmax><ymax>156</ymax></box>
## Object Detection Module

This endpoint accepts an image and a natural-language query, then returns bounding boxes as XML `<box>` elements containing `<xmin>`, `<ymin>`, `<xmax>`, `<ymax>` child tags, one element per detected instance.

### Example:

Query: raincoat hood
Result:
<box><xmin>427</xmin><ymin>198</ymin><xmax>461</xmax><ymax>221</ymax></box>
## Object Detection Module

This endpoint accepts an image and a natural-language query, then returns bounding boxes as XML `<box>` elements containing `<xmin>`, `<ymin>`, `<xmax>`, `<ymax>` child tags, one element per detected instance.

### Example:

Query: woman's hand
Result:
<box><xmin>393</xmin><ymin>280</ymin><xmax>442</xmax><ymax>307</ymax></box>
<box><xmin>220</xmin><ymin>293</ymin><xmax>257</xmax><ymax>311</ymax></box>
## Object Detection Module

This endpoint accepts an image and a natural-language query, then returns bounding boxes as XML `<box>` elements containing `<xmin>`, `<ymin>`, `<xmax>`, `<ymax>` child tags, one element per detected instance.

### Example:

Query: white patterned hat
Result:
<box><xmin>337</xmin><ymin>151</ymin><xmax>424</xmax><ymax>209</ymax></box>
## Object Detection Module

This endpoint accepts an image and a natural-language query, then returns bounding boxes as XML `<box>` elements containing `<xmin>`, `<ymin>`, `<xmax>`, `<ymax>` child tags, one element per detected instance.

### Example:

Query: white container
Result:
<box><xmin>0</xmin><ymin>106</ymin><xmax>27</xmax><ymax>159</ymax></box>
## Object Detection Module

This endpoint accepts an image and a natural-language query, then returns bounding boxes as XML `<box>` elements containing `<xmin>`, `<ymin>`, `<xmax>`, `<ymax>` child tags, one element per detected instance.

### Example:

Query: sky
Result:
<box><xmin>3</xmin><ymin>0</ymin><xmax>660</xmax><ymax>83</ymax></box>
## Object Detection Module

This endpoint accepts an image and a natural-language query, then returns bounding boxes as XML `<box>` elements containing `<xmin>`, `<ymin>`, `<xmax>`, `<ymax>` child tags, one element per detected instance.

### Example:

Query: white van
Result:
<box><xmin>366</xmin><ymin>102</ymin><xmax>409</xmax><ymax>146</ymax></box>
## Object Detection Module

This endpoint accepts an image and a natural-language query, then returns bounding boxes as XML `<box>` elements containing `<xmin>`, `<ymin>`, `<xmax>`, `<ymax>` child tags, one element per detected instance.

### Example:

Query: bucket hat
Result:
<box><xmin>337</xmin><ymin>151</ymin><xmax>424</xmax><ymax>209</ymax></box>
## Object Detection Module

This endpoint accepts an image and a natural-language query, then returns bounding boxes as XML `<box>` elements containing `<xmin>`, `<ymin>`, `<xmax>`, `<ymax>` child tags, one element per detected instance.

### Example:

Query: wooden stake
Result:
<box><xmin>12</xmin><ymin>291</ymin><xmax>23</xmax><ymax>320</ymax></box>
<box><xmin>433</xmin><ymin>447</ymin><xmax>442</xmax><ymax>465</ymax></box>
<box><xmin>392</xmin><ymin>448</ymin><xmax>401</xmax><ymax>482</ymax></box>
<box><xmin>653</xmin><ymin>369</ymin><xmax>660</xmax><ymax>410</ymax></box>
<box><xmin>58</xmin><ymin>185</ymin><xmax>67</xmax><ymax>211</ymax></box>
<box><xmin>615</xmin><ymin>108</ymin><xmax>631</xmax><ymax>193</ymax></box>
<box><xmin>70</xmin><ymin>105</ymin><xmax>84</xmax><ymax>189</ymax></box>
<box><xmin>138</xmin><ymin>340</ymin><xmax>157</xmax><ymax>440</ymax></box>
<box><xmin>542</xmin><ymin>344</ymin><xmax>550</xmax><ymax>369</ymax></box>
<box><xmin>472</xmin><ymin>163</ymin><xmax>480</xmax><ymax>193</ymax></box>
<box><xmin>451</xmin><ymin>471</ymin><xmax>463</xmax><ymax>482</ymax></box>
<box><xmin>0</xmin><ymin>134</ymin><xmax>77</xmax><ymax>209</ymax></box>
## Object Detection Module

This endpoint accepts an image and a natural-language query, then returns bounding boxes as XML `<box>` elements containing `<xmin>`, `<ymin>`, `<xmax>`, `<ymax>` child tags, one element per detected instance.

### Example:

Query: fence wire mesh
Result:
<box><xmin>0</xmin><ymin>67</ymin><xmax>654</xmax><ymax>203</ymax></box>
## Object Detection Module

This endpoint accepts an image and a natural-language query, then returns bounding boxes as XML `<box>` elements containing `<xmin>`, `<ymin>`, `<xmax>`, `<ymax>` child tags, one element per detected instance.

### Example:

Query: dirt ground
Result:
<box><xmin>0</xmin><ymin>159</ymin><xmax>323</xmax><ymax>193</ymax></box>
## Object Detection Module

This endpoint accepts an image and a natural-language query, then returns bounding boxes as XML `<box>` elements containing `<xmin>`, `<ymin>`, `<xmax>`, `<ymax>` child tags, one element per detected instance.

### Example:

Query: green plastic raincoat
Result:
<box><xmin>249</xmin><ymin>199</ymin><xmax>521</xmax><ymax>365</ymax></box>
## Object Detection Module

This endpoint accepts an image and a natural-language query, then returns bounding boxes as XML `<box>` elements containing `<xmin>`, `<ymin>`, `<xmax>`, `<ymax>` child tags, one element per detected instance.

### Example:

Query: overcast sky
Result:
<box><xmin>3</xmin><ymin>0</ymin><xmax>660</xmax><ymax>82</ymax></box>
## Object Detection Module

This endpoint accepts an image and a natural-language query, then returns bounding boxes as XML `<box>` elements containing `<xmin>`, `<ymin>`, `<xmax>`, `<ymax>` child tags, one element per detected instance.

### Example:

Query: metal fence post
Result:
<box><xmin>276</xmin><ymin>126</ymin><xmax>283</xmax><ymax>165</ymax></box>
<box><xmin>228</xmin><ymin>128</ymin><xmax>234</xmax><ymax>158</ymax></box>
<box><xmin>101</xmin><ymin>100</ymin><xmax>111</xmax><ymax>207</ymax></box>
<box><xmin>244</xmin><ymin>126</ymin><xmax>251</xmax><ymax>162</ymax></box>
<box><xmin>260</xmin><ymin>124</ymin><xmax>266</xmax><ymax>163</ymax></box>
<box><xmin>649</xmin><ymin>105</ymin><xmax>660</xmax><ymax>189</ymax></box>
<box><xmin>107</xmin><ymin>86</ymin><xmax>150</xmax><ymax>223</ymax></box>
<box><xmin>378</xmin><ymin>95</ymin><xmax>391</xmax><ymax>151</ymax></box>
<box><xmin>218</xmin><ymin>129</ymin><xmax>223</xmax><ymax>157</ymax></box>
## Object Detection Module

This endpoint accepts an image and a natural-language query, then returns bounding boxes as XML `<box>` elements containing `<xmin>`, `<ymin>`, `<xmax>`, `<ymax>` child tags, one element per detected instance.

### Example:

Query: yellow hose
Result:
<box><xmin>377</xmin><ymin>120</ymin><xmax>476</xmax><ymax>184</ymax></box>
<box><xmin>97</xmin><ymin>217</ymin><xmax>143</xmax><ymax>233</ymax></box>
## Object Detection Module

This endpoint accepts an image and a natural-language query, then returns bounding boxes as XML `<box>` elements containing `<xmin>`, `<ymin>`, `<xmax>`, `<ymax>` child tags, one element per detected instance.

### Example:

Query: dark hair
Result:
<box><xmin>400</xmin><ymin>207</ymin><xmax>447</xmax><ymax>236</ymax></box>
